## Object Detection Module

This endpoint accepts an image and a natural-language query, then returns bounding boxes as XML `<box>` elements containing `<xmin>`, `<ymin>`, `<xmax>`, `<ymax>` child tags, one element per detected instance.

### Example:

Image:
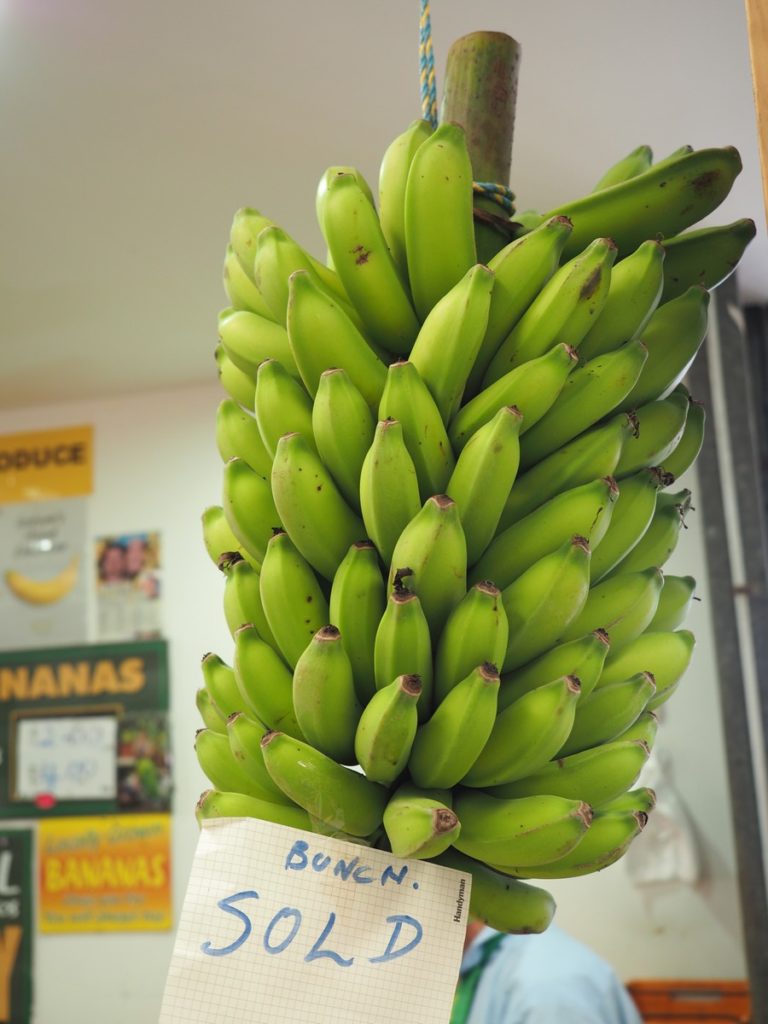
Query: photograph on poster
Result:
<box><xmin>95</xmin><ymin>532</ymin><xmax>162</xmax><ymax>642</ymax></box>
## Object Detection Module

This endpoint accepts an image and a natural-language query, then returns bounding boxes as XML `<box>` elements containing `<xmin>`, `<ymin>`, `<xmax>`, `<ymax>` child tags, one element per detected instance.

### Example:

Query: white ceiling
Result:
<box><xmin>1</xmin><ymin>0</ymin><xmax>765</xmax><ymax>409</ymax></box>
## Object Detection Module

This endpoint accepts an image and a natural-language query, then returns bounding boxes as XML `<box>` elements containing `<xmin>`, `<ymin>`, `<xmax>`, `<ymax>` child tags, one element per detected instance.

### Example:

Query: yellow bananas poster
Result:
<box><xmin>0</xmin><ymin>426</ymin><xmax>92</xmax><ymax>650</ymax></box>
<box><xmin>38</xmin><ymin>814</ymin><xmax>171</xmax><ymax>933</ymax></box>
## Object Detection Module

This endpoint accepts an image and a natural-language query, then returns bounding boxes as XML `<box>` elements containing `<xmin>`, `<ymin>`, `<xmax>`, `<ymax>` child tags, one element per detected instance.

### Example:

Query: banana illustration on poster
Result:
<box><xmin>0</xmin><ymin>426</ymin><xmax>92</xmax><ymax>649</ymax></box>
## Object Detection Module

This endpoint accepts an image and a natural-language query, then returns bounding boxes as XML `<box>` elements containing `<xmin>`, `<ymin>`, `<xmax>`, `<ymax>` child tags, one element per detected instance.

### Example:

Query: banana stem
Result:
<box><xmin>440</xmin><ymin>30</ymin><xmax>521</xmax><ymax>263</ymax></box>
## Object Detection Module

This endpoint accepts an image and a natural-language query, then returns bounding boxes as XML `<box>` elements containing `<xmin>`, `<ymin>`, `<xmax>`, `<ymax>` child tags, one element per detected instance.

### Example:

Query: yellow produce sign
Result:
<box><xmin>38</xmin><ymin>814</ymin><xmax>171</xmax><ymax>933</ymax></box>
<box><xmin>0</xmin><ymin>426</ymin><xmax>93</xmax><ymax>504</ymax></box>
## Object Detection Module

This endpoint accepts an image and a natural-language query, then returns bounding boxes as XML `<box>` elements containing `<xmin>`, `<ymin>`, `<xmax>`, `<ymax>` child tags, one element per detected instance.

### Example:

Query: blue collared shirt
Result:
<box><xmin>460</xmin><ymin>925</ymin><xmax>643</xmax><ymax>1024</ymax></box>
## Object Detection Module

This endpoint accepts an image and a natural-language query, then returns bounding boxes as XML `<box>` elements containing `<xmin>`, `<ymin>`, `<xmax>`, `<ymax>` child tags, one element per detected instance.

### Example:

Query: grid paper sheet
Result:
<box><xmin>159</xmin><ymin>818</ymin><xmax>470</xmax><ymax>1024</ymax></box>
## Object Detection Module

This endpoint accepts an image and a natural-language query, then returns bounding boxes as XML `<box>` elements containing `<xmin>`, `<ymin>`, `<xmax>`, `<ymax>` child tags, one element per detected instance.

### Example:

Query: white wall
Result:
<box><xmin>0</xmin><ymin>382</ymin><xmax>747</xmax><ymax>1023</ymax></box>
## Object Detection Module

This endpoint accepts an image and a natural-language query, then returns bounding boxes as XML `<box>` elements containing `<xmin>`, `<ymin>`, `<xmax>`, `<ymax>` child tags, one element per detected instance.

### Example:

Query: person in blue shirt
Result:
<box><xmin>452</xmin><ymin>919</ymin><xmax>643</xmax><ymax>1024</ymax></box>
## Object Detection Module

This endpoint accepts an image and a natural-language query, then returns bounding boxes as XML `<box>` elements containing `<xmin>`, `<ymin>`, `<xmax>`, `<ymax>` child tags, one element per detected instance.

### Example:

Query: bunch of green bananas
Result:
<box><xmin>198</xmin><ymin>119</ymin><xmax>753</xmax><ymax>935</ymax></box>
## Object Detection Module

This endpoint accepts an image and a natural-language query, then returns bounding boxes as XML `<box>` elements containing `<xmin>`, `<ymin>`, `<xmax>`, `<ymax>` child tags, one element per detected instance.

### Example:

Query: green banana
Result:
<box><xmin>577</xmin><ymin>240</ymin><xmax>665</xmax><ymax>361</ymax></box>
<box><xmin>253</xmin><ymin>224</ymin><xmax>363</xmax><ymax>329</ymax></box>
<box><xmin>592</xmin><ymin>145</ymin><xmax>653</xmax><ymax>192</ymax></box>
<box><xmin>404</xmin><ymin>121</ymin><xmax>476</xmax><ymax>319</ymax></box>
<box><xmin>543</xmin><ymin>145</ymin><xmax>743</xmax><ymax>259</ymax></box>
<box><xmin>434</xmin><ymin>849</ymin><xmax>556</xmax><ymax>934</ymax></box>
<box><xmin>258</xmin><ymin>529</ymin><xmax>329</xmax><ymax>668</ymax></box>
<box><xmin>201</xmin><ymin>651</ymin><xmax>252</xmax><ymax>720</ymax></box>
<box><xmin>560</xmin><ymin>566</ymin><xmax>664</xmax><ymax>649</ymax></box>
<box><xmin>609</xmin><ymin>488</ymin><xmax>692</xmax><ymax>576</ymax></box>
<box><xmin>499</xmin><ymin>412</ymin><xmax>635</xmax><ymax>529</ymax></box>
<box><xmin>219</xmin><ymin>308</ymin><xmax>299</xmax><ymax>381</ymax></box>
<box><xmin>589</xmin><ymin>467</ymin><xmax>670</xmax><ymax>583</ymax></box>
<box><xmin>408</xmin><ymin>663</ymin><xmax>500</xmax><ymax>789</ymax></box>
<box><xmin>195</xmin><ymin>727</ymin><xmax>271</xmax><ymax>799</ymax></box>
<box><xmin>471</xmin><ymin>477</ymin><xmax>618</xmax><ymax>591</ymax></box>
<box><xmin>615</xmin><ymin>710</ymin><xmax>659</xmax><ymax>749</ymax></box>
<box><xmin>500</xmin><ymin>536</ymin><xmax>592</xmax><ymax>671</ymax></box>
<box><xmin>320</xmin><ymin>171</ymin><xmax>420</xmax><ymax>354</ymax></box>
<box><xmin>660</xmin><ymin>218</ymin><xmax>757</xmax><ymax>302</ymax></box>
<box><xmin>557</xmin><ymin>672</ymin><xmax>656</xmax><ymax>757</ymax></box>
<box><xmin>229</xmin><ymin>207</ymin><xmax>273</xmax><ymax>281</ymax></box>
<box><xmin>660</xmin><ymin>397</ymin><xmax>705</xmax><ymax>479</ymax></box>
<box><xmin>354</xmin><ymin>674</ymin><xmax>422</xmax><ymax>784</ymax></box>
<box><xmin>483</xmin><ymin>237</ymin><xmax>617</xmax><ymax>384</ymax></box>
<box><xmin>462</xmin><ymin>675</ymin><xmax>582</xmax><ymax>787</ymax></box>
<box><xmin>614</xmin><ymin>391</ymin><xmax>690</xmax><ymax>478</ymax></box>
<box><xmin>447</xmin><ymin>405</ymin><xmax>523</xmax><ymax>565</ymax></box>
<box><xmin>261</xmin><ymin>731</ymin><xmax>388</xmax><ymax>837</ymax></box>
<box><xmin>378</xmin><ymin>360</ymin><xmax>456</xmax><ymax>499</ymax></box>
<box><xmin>489</xmin><ymin>737</ymin><xmax>651</xmax><ymax>807</ymax></box>
<box><xmin>196</xmin><ymin>788</ymin><xmax>312</xmax><ymax>832</ymax></box>
<box><xmin>222</xmin><ymin>457</ymin><xmax>279</xmax><ymax>566</ymax></box>
<box><xmin>374</xmin><ymin>586</ymin><xmax>434</xmax><ymax>718</ymax></box>
<box><xmin>359</xmin><ymin>418</ymin><xmax>422</xmax><ymax>564</ymax></box>
<box><xmin>450</xmin><ymin>344</ymin><xmax>577</xmax><ymax>452</ymax></box>
<box><xmin>215</xmin><ymin>344</ymin><xmax>257</xmax><ymax>408</ymax></box>
<box><xmin>596</xmin><ymin>629</ymin><xmax>696</xmax><ymax>709</ymax></box>
<box><xmin>286</xmin><ymin>269</ymin><xmax>387</xmax><ymax>407</ymax></box>
<box><xmin>377</xmin><ymin>119</ymin><xmax>434</xmax><ymax>279</ymax></box>
<box><xmin>499</xmin><ymin>630</ymin><xmax>610</xmax><ymax>708</ymax></box>
<box><xmin>312</xmin><ymin>367</ymin><xmax>375</xmax><ymax>512</ymax></box>
<box><xmin>226</xmin><ymin>712</ymin><xmax>294</xmax><ymax>804</ymax></box>
<box><xmin>382</xmin><ymin>784</ymin><xmax>460</xmax><ymax>860</ymax></box>
<box><xmin>597</xmin><ymin>786</ymin><xmax>657</xmax><ymax>815</ymax></box>
<box><xmin>647</xmin><ymin>575</ymin><xmax>697</xmax><ymax>631</ymax></box>
<box><xmin>388</xmin><ymin>494</ymin><xmax>467</xmax><ymax>637</ymax></box>
<box><xmin>220</xmin><ymin>553</ymin><xmax>277</xmax><ymax>646</ymax></box>
<box><xmin>271</xmin><ymin>432</ymin><xmax>364</xmax><ymax>581</ymax></box>
<box><xmin>409</xmin><ymin>263</ymin><xmax>495</xmax><ymax>422</ymax></box>
<box><xmin>618</xmin><ymin>286</ymin><xmax>710</xmax><ymax>410</ymax></box>
<box><xmin>215</xmin><ymin>398</ymin><xmax>272</xmax><ymax>477</ymax></box>
<box><xmin>504</xmin><ymin>809</ymin><xmax>648</xmax><ymax>879</ymax></box>
<box><xmin>233</xmin><ymin>624</ymin><xmax>304</xmax><ymax>739</ymax></box>
<box><xmin>316</xmin><ymin>165</ymin><xmax>376</xmax><ymax>224</ymax></box>
<box><xmin>202</xmin><ymin>505</ymin><xmax>256</xmax><ymax>570</ymax></box>
<box><xmin>453</xmin><ymin>790</ymin><xmax>592</xmax><ymax>867</ymax></box>
<box><xmin>223</xmin><ymin>244</ymin><xmax>277</xmax><ymax>320</ymax></box>
<box><xmin>292</xmin><ymin>625</ymin><xmax>362</xmax><ymax>764</ymax></box>
<box><xmin>254</xmin><ymin>357</ymin><xmax>315</xmax><ymax>459</ymax></box>
<box><xmin>434</xmin><ymin>581</ymin><xmax>509</xmax><ymax>704</ymax></box>
<box><xmin>519</xmin><ymin>339</ymin><xmax>648</xmax><ymax>468</ymax></box>
<box><xmin>466</xmin><ymin>216</ymin><xmax>574</xmax><ymax>397</ymax></box>
<box><xmin>329</xmin><ymin>541</ymin><xmax>386</xmax><ymax>705</ymax></box>
<box><xmin>196</xmin><ymin>687</ymin><xmax>227</xmax><ymax>734</ymax></box>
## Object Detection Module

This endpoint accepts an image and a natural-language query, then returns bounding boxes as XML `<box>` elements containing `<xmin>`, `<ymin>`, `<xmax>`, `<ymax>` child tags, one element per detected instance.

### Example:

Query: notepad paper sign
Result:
<box><xmin>159</xmin><ymin>817</ymin><xmax>470</xmax><ymax>1024</ymax></box>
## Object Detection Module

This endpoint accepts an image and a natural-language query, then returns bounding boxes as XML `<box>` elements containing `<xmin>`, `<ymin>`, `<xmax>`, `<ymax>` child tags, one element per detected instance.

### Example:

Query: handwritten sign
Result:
<box><xmin>159</xmin><ymin>818</ymin><xmax>470</xmax><ymax>1024</ymax></box>
<box><xmin>14</xmin><ymin>715</ymin><xmax>117</xmax><ymax>801</ymax></box>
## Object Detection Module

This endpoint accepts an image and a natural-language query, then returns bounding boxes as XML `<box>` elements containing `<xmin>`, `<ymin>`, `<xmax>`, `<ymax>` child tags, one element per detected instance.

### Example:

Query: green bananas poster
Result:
<box><xmin>0</xmin><ymin>829</ymin><xmax>32</xmax><ymax>1024</ymax></box>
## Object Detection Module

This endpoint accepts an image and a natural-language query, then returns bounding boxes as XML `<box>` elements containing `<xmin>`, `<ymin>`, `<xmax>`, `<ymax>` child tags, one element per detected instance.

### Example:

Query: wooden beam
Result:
<box><xmin>745</xmin><ymin>0</ymin><xmax>768</xmax><ymax>226</ymax></box>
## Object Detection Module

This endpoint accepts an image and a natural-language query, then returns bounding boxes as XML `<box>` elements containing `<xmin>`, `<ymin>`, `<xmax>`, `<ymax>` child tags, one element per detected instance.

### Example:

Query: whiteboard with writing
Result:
<box><xmin>14</xmin><ymin>715</ymin><xmax>117</xmax><ymax>800</ymax></box>
<box><xmin>159</xmin><ymin>818</ymin><xmax>471</xmax><ymax>1024</ymax></box>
